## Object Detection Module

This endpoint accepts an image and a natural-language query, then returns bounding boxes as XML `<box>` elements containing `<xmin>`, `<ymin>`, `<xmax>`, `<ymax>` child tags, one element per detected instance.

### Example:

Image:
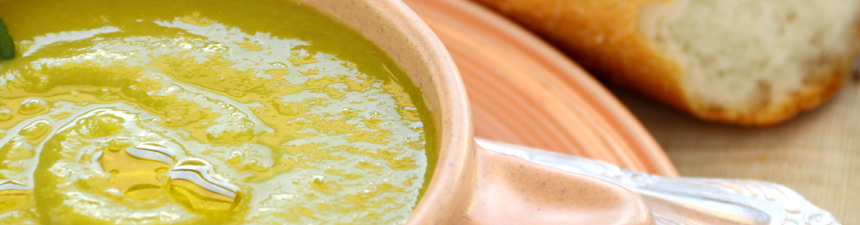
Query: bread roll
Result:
<box><xmin>473</xmin><ymin>0</ymin><xmax>860</xmax><ymax>126</ymax></box>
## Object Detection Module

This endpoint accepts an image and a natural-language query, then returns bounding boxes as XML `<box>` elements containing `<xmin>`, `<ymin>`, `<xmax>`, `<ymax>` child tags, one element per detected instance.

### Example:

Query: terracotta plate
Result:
<box><xmin>403</xmin><ymin>0</ymin><xmax>678</xmax><ymax>176</ymax></box>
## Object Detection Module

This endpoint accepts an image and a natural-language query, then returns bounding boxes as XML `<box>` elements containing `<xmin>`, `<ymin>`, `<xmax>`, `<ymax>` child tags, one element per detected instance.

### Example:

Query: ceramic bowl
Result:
<box><xmin>304</xmin><ymin>0</ymin><xmax>654</xmax><ymax>224</ymax></box>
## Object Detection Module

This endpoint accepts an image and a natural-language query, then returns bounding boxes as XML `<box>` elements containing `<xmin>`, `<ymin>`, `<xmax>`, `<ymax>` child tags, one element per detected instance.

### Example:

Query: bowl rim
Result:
<box><xmin>349</xmin><ymin>0</ymin><xmax>476</xmax><ymax>223</ymax></box>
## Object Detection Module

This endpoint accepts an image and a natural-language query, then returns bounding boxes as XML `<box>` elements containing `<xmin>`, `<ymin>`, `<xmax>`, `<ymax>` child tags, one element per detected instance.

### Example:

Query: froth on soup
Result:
<box><xmin>0</xmin><ymin>0</ymin><xmax>437</xmax><ymax>224</ymax></box>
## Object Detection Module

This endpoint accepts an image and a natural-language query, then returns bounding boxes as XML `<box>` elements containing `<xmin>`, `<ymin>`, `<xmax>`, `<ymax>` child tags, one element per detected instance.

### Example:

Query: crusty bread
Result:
<box><xmin>473</xmin><ymin>0</ymin><xmax>860</xmax><ymax>126</ymax></box>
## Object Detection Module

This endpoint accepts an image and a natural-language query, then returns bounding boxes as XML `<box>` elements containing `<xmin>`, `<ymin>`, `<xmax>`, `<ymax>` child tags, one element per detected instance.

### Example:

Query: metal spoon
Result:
<box><xmin>477</xmin><ymin>138</ymin><xmax>838</xmax><ymax>225</ymax></box>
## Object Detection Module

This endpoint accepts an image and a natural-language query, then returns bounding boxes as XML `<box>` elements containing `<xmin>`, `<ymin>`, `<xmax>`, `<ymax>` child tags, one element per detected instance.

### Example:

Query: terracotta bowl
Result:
<box><xmin>305</xmin><ymin>0</ymin><xmax>654</xmax><ymax>224</ymax></box>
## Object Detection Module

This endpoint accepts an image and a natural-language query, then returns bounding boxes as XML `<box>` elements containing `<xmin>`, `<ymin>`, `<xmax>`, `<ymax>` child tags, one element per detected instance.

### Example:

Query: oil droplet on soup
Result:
<box><xmin>0</xmin><ymin>0</ymin><xmax>437</xmax><ymax>224</ymax></box>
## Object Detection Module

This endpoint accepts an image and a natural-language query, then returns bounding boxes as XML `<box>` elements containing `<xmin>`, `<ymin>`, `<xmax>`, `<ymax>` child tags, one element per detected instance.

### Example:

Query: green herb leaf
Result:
<box><xmin>0</xmin><ymin>18</ymin><xmax>15</xmax><ymax>60</ymax></box>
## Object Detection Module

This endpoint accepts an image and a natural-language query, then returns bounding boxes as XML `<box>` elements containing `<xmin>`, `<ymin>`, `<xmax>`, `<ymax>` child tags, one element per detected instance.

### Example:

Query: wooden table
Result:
<box><xmin>612</xmin><ymin>82</ymin><xmax>860</xmax><ymax>224</ymax></box>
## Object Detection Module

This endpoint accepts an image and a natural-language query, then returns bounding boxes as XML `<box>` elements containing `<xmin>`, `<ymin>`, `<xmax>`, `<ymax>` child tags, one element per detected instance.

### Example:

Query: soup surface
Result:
<box><xmin>0</xmin><ymin>0</ymin><xmax>436</xmax><ymax>224</ymax></box>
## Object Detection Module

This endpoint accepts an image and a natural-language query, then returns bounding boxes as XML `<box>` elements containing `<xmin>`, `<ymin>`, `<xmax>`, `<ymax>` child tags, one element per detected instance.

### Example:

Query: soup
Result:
<box><xmin>0</xmin><ymin>0</ymin><xmax>437</xmax><ymax>224</ymax></box>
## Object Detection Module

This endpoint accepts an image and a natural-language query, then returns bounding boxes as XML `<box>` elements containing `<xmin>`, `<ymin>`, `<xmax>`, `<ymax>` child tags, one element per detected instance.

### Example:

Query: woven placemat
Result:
<box><xmin>612</xmin><ymin>80</ymin><xmax>860</xmax><ymax>224</ymax></box>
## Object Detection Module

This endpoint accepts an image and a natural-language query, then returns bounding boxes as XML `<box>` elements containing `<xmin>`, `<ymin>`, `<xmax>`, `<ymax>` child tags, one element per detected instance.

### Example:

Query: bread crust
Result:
<box><xmin>473</xmin><ymin>0</ymin><xmax>859</xmax><ymax>126</ymax></box>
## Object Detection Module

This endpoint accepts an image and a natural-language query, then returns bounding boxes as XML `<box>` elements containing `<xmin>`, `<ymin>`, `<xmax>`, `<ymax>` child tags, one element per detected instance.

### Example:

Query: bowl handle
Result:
<box><xmin>462</xmin><ymin>140</ymin><xmax>655</xmax><ymax>224</ymax></box>
<box><xmin>476</xmin><ymin>138</ymin><xmax>840</xmax><ymax>225</ymax></box>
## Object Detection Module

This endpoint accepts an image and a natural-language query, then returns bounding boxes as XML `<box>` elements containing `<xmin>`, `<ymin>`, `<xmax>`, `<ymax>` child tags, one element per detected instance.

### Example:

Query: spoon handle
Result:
<box><xmin>476</xmin><ymin>138</ymin><xmax>839</xmax><ymax>225</ymax></box>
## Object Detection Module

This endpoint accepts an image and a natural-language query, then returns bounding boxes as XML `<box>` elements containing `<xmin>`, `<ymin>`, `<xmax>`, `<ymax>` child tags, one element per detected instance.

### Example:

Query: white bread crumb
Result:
<box><xmin>638</xmin><ymin>0</ymin><xmax>860</xmax><ymax>117</ymax></box>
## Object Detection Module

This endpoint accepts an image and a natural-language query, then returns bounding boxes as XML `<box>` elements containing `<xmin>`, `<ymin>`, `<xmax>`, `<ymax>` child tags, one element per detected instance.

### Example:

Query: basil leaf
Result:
<box><xmin>0</xmin><ymin>18</ymin><xmax>15</xmax><ymax>60</ymax></box>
